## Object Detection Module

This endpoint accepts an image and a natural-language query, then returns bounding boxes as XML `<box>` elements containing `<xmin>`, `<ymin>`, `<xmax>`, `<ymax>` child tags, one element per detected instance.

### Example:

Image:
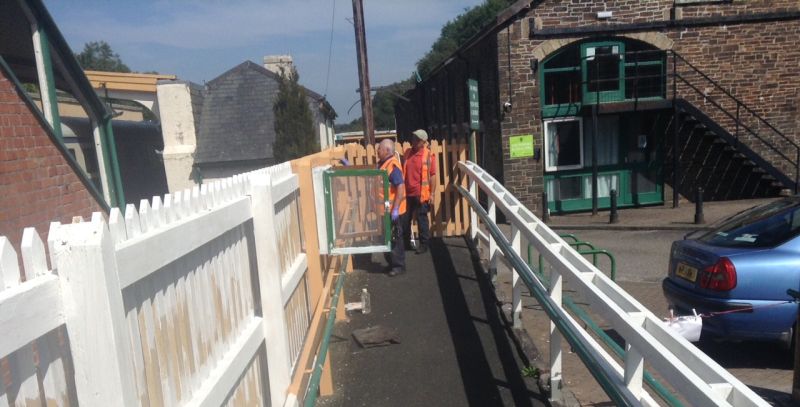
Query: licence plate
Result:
<box><xmin>675</xmin><ymin>262</ymin><xmax>698</xmax><ymax>282</ymax></box>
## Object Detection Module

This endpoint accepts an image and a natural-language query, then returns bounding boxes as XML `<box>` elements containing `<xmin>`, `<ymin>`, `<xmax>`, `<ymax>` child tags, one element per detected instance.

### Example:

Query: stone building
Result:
<box><xmin>157</xmin><ymin>57</ymin><xmax>336</xmax><ymax>191</ymax></box>
<box><xmin>396</xmin><ymin>0</ymin><xmax>800</xmax><ymax>214</ymax></box>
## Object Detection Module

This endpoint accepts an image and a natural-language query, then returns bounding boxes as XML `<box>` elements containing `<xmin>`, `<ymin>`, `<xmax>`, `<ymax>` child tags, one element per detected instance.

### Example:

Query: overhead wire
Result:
<box><xmin>323</xmin><ymin>0</ymin><xmax>336</xmax><ymax>97</ymax></box>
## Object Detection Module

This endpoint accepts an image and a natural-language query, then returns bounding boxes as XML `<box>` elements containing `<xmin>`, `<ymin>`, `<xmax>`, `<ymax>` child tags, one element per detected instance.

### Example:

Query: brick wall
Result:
<box><xmin>497</xmin><ymin>0</ymin><xmax>800</xmax><ymax>209</ymax></box>
<box><xmin>0</xmin><ymin>67</ymin><xmax>104</xmax><ymax>264</ymax></box>
<box><xmin>398</xmin><ymin>0</ymin><xmax>800</xmax><ymax>212</ymax></box>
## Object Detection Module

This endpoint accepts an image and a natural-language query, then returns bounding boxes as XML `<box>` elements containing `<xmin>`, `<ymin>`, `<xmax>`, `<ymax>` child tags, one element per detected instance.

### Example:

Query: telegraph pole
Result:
<box><xmin>352</xmin><ymin>0</ymin><xmax>375</xmax><ymax>147</ymax></box>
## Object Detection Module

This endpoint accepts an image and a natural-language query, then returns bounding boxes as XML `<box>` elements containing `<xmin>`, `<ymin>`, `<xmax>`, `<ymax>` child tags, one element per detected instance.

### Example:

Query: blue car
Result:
<box><xmin>663</xmin><ymin>197</ymin><xmax>800</xmax><ymax>347</ymax></box>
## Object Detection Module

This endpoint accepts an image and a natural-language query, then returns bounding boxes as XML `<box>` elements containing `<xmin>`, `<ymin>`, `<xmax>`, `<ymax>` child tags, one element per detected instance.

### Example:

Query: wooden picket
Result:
<box><xmin>0</xmin><ymin>142</ymin><xmax>468</xmax><ymax>407</ymax></box>
<box><xmin>339</xmin><ymin>139</ymin><xmax>471</xmax><ymax>238</ymax></box>
<box><xmin>0</xmin><ymin>230</ymin><xmax>75</xmax><ymax>406</ymax></box>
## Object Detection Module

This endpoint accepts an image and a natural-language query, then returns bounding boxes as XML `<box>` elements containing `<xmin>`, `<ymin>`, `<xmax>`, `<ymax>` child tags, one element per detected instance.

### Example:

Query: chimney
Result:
<box><xmin>263</xmin><ymin>55</ymin><xmax>294</xmax><ymax>76</ymax></box>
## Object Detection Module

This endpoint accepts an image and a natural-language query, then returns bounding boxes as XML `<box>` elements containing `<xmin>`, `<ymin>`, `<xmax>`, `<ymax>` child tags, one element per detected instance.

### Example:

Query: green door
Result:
<box><xmin>623</xmin><ymin>132</ymin><xmax>663</xmax><ymax>206</ymax></box>
<box><xmin>581</xmin><ymin>42</ymin><xmax>625</xmax><ymax>104</ymax></box>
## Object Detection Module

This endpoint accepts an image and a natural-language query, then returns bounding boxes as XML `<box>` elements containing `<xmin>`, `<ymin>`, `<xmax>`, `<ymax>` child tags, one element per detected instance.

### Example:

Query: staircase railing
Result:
<box><xmin>581</xmin><ymin>49</ymin><xmax>799</xmax><ymax>191</ymax></box>
<box><xmin>668</xmin><ymin>50</ymin><xmax>800</xmax><ymax>191</ymax></box>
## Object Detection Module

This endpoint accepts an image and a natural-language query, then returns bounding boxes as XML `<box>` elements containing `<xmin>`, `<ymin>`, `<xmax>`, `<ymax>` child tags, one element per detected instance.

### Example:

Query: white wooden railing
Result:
<box><xmin>458</xmin><ymin>161</ymin><xmax>770</xmax><ymax>407</ymax></box>
<box><xmin>0</xmin><ymin>162</ymin><xmax>311</xmax><ymax>406</ymax></box>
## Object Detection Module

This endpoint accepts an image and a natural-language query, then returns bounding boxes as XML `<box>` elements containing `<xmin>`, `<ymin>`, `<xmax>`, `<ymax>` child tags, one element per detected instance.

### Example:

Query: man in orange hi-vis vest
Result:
<box><xmin>377</xmin><ymin>139</ymin><xmax>407</xmax><ymax>276</ymax></box>
<box><xmin>403</xmin><ymin>129</ymin><xmax>437</xmax><ymax>254</ymax></box>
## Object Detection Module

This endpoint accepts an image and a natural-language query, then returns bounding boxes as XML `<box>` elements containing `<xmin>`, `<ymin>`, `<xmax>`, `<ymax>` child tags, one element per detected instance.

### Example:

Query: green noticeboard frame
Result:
<box><xmin>323</xmin><ymin>168</ymin><xmax>391</xmax><ymax>254</ymax></box>
<box><xmin>509</xmin><ymin>134</ymin><xmax>535</xmax><ymax>159</ymax></box>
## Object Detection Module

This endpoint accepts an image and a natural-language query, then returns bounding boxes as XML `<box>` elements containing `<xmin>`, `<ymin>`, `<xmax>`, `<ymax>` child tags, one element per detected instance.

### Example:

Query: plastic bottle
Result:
<box><xmin>361</xmin><ymin>288</ymin><xmax>371</xmax><ymax>314</ymax></box>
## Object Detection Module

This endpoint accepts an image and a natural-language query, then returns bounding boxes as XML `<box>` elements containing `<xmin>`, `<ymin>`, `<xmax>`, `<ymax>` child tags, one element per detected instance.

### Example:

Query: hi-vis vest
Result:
<box><xmin>379</xmin><ymin>155</ymin><xmax>407</xmax><ymax>215</ymax></box>
<box><xmin>404</xmin><ymin>147</ymin><xmax>432</xmax><ymax>202</ymax></box>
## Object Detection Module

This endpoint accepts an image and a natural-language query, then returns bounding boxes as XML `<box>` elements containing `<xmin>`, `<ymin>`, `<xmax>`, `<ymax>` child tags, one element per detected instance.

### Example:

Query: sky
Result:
<box><xmin>42</xmin><ymin>0</ymin><xmax>486</xmax><ymax>124</ymax></box>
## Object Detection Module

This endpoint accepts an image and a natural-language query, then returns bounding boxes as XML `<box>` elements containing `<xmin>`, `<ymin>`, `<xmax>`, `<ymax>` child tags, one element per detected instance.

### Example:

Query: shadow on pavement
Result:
<box><xmin>429</xmin><ymin>237</ymin><xmax>543</xmax><ymax>407</ymax></box>
<box><xmin>695</xmin><ymin>338</ymin><xmax>794</xmax><ymax>370</ymax></box>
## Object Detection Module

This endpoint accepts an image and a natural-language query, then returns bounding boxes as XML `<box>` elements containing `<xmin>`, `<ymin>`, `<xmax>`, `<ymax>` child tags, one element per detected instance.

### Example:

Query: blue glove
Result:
<box><xmin>391</xmin><ymin>208</ymin><xmax>399</xmax><ymax>222</ymax></box>
<box><xmin>339</xmin><ymin>158</ymin><xmax>351</xmax><ymax>166</ymax></box>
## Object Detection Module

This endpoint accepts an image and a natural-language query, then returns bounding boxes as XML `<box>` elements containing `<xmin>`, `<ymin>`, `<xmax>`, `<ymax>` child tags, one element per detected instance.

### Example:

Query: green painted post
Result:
<box><xmin>35</xmin><ymin>27</ymin><xmax>62</xmax><ymax>140</ymax></box>
<box><xmin>101</xmin><ymin>118</ymin><xmax>125</xmax><ymax>207</ymax></box>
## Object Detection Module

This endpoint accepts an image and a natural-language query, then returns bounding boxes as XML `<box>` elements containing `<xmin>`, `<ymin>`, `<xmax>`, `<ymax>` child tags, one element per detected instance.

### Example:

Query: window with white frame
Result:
<box><xmin>544</xmin><ymin>118</ymin><xmax>583</xmax><ymax>172</ymax></box>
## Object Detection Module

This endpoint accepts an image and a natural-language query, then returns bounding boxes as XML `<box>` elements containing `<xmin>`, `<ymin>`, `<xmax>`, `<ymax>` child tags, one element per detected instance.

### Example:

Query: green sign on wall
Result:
<box><xmin>467</xmin><ymin>79</ymin><xmax>480</xmax><ymax>130</ymax></box>
<box><xmin>509</xmin><ymin>134</ymin><xmax>534</xmax><ymax>158</ymax></box>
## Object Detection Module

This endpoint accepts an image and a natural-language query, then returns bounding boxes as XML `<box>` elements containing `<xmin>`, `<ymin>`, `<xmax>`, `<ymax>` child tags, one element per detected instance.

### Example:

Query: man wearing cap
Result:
<box><xmin>403</xmin><ymin>129</ymin><xmax>437</xmax><ymax>254</ymax></box>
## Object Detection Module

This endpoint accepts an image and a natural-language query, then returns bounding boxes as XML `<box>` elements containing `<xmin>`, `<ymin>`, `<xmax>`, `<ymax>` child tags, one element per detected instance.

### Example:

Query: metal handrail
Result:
<box><xmin>529</xmin><ymin>264</ymin><xmax>684</xmax><ymax>407</ymax></box>
<box><xmin>575</xmin><ymin>49</ymin><xmax>799</xmax><ymax>189</ymax></box>
<box><xmin>671</xmin><ymin>51</ymin><xmax>799</xmax><ymax>150</ymax></box>
<box><xmin>673</xmin><ymin>75</ymin><xmax>797</xmax><ymax>164</ymax></box>
<box><xmin>305</xmin><ymin>254</ymin><xmax>349</xmax><ymax>407</ymax></box>
<box><xmin>459</xmin><ymin>160</ymin><xmax>770</xmax><ymax>406</ymax></box>
<box><xmin>668</xmin><ymin>50</ymin><xmax>799</xmax><ymax>189</ymax></box>
<box><xmin>528</xmin><ymin>241</ymin><xmax>617</xmax><ymax>281</ymax></box>
<box><xmin>455</xmin><ymin>183</ymin><xmax>639</xmax><ymax>406</ymax></box>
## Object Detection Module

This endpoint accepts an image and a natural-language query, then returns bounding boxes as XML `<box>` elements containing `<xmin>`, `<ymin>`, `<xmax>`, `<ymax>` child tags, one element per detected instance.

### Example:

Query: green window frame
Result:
<box><xmin>540</xmin><ymin>40</ymin><xmax>666</xmax><ymax>118</ymax></box>
<box><xmin>540</xmin><ymin>47</ymin><xmax>581</xmax><ymax>118</ymax></box>
<box><xmin>581</xmin><ymin>41</ymin><xmax>625</xmax><ymax>104</ymax></box>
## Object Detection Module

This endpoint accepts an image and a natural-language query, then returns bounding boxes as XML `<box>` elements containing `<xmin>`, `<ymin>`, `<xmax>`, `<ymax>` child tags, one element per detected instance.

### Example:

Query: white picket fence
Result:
<box><xmin>459</xmin><ymin>160</ymin><xmax>769</xmax><ymax>406</ymax></box>
<box><xmin>0</xmin><ymin>162</ymin><xmax>311</xmax><ymax>406</ymax></box>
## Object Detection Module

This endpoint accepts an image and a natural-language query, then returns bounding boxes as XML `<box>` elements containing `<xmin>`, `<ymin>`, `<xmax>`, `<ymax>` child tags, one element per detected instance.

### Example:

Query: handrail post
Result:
<box><xmin>469</xmin><ymin>178</ymin><xmax>478</xmax><ymax>245</ymax></box>
<box><xmin>796</xmin><ymin>148</ymin><xmax>800</xmax><ymax>194</ymax></box>
<box><xmin>488</xmin><ymin>199</ymin><xmax>498</xmax><ymax>281</ymax></box>
<box><xmin>542</xmin><ymin>191</ymin><xmax>550</xmax><ymax>223</ymax></box>
<box><xmin>549</xmin><ymin>263</ymin><xmax>563</xmax><ymax>403</ymax></box>
<box><xmin>511</xmin><ymin>225</ymin><xmax>522</xmax><ymax>329</ymax></box>
<box><xmin>735</xmin><ymin>102</ymin><xmax>740</xmax><ymax>141</ymax></box>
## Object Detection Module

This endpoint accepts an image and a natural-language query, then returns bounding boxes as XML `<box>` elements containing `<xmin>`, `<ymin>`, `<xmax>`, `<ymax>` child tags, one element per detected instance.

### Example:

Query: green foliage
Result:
<box><xmin>75</xmin><ymin>41</ymin><xmax>131</xmax><ymax>72</ymax></box>
<box><xmin>335</xmin><ymin>117</ymin><xmax>363</xmax><ymax>133</ymax></box>
<box><xmin>521</xmin><ymin>365</ymin><xmax>539</xmax><ymax>378</ymax></box>
<box><xmin>273</xmin><ymin>69</ymin><xmax>319</xmax><ymax>162</ymax></box>
<box><xmin>373</xmin><ymin>78</ymin><xmax>415</xmax><ymax>130</ymax></box>
<box><xmin>338</xmin><ymin>0</ymin><xmax>512</xmax><ymax>130</ymax></box>
<box><xmin>416</xmin><ymin>0</ymin><xmax>515</xmax><ymax>78</ymax></box>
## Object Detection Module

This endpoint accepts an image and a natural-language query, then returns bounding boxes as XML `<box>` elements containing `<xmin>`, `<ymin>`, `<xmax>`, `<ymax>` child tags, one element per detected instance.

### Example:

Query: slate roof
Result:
<box><xmin>194</xmin><ymin>60</ymin><xmax>331</xmax><ymax>164</ymax></box>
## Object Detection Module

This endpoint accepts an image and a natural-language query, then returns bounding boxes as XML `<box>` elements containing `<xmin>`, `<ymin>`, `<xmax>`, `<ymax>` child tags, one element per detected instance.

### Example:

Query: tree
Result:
<box><xmin>373</xmin><ymin>78</ymin><xmax>416</xmax><ymax>130</ymax></box>
<box><xmin>337</xmin><ymin>0</ymin><xmax>512</xmax><ymax>132</ymax></box>
<box><xmin>75</xmin><ymin>41</ymin><xmax>131</xmax><ymax>72</ymax></box>
<box><xmin>273</xmin><ymin>68</ymin><xmax>318</xmax><ymax>162</ymax></box>
<box><xmin>416</xmin><ymin>0</ymin><xmax>515</xmax><ymax>78</ymax></box>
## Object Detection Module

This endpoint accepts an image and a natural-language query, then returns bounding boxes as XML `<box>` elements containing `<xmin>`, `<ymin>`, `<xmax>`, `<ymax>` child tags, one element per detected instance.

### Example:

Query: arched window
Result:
<box><xmin>540</xmin><ymin>39</ymin><xmax>666</xmax><ymax>118</ymax></box>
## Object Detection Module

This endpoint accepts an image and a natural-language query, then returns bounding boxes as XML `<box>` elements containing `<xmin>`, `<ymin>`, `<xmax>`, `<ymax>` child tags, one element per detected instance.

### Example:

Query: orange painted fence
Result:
<box><xmin>340</xmin><ymin>139</ymin><xmax>471</xmax><ymax>238</ymax></box>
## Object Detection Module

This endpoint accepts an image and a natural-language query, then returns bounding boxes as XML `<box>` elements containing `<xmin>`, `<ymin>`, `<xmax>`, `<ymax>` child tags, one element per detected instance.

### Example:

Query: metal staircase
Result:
<box><xmin>664</xmin><ymin>50</ymin><xmax>799</xmax><ymax>200</ymax></box>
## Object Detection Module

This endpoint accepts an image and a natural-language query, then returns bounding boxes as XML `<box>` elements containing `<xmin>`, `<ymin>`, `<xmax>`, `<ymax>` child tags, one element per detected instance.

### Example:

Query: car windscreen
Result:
<box><xmin>697</xmin><ymin>198</ymin><xmax>800</xmax><ymax>248</ymax></box>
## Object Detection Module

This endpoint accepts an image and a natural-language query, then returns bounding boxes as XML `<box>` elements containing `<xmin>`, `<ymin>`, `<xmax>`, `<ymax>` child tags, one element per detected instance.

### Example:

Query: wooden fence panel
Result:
<box><xmin>338</xmin><ymin>140</ymin><xmax>469</xmax><ymax>238</ymax></box>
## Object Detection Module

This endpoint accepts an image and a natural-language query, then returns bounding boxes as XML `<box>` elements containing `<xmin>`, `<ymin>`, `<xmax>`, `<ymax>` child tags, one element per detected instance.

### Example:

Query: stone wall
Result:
<box><xmin>496</xmin><ymin>0</ymin><xmax>800</xmax><ymax>208</ymax></box>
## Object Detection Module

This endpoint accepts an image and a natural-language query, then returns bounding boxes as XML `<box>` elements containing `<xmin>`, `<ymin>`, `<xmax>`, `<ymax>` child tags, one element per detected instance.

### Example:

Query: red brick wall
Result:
<box><xmin>0</xmin><ymin>67</ymin><xmax>104</xmax><ymax>263</ymax></box>
<box><xmin>496</xmin><ymin>0</ymin><xmax>800</xmax><ymax>208</ymax></box>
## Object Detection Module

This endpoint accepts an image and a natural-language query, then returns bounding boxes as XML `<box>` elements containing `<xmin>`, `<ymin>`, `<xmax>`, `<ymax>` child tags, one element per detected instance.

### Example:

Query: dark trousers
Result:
<box><xmin>388</xmin><ymin>212</ymin><xmax>407</xmax><ymax>270</ymax></box>
<box><xmin>404</xmin><ymin>196</ymin><xmax>430</xmax><ymax>248</ymax></box>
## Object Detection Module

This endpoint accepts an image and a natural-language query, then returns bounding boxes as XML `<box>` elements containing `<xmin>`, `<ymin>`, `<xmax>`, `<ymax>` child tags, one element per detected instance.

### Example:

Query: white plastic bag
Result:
<box><xmin>664</xmin><ymin>309</ymin><xmax>703</xmax><ymax>342</ymax></box>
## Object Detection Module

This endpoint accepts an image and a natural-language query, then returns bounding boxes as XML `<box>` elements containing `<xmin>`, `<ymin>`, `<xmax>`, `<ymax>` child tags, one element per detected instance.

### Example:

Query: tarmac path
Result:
<box><xmin>319</xmin><ymin>237</ymin><xmax>546</xmax><ymax>407</ymax></box>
